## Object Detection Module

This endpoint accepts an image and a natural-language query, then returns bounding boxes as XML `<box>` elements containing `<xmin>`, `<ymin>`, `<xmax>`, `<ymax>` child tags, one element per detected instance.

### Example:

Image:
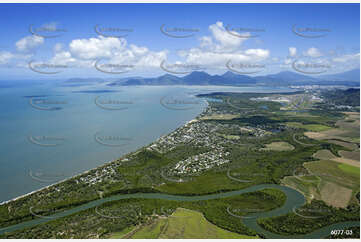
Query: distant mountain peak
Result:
<box><xmin>184</xmin><ymin>71</ymin><xmax>211</xmax><ymax>77</ymax></box>
<box><xmin>160</xmin><ymin>73</ymin><xmax>179</xmax><ymax>78</ymax></box>
<box><xmin>221</xmin><ymin>71</ymin><xmax>238</xmax><ymax>78</ymax></box>
<box><xmin>95</xmin><ymin>69</ymin><xmax>360</xmax><ymax>87</ymax></box>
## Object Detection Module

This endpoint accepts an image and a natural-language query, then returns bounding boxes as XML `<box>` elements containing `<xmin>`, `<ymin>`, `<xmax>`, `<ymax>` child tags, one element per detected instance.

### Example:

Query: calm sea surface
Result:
<box><xmin>0</xmin><ymin>80</ymin><xmax>293</xmax><ymax>202</ymax></box>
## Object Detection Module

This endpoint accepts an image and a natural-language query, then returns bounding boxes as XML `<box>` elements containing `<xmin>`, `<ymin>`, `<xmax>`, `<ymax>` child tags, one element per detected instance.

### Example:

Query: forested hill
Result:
<box><xmin>322</xmin><ymin>88</ymin><xmax>360</xmax><ymax>106</ymax></box>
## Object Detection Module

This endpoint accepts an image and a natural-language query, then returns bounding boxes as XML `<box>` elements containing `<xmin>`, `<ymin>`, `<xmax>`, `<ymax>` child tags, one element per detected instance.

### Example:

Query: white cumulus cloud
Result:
<box><xmin>178</xmin><ymin>21</ymin><xmax>270</xmax><ymax>68</ymax></box>
<box><xmin>16</xmin><ymin>35</ymin><xmax>44</xmax><ymax>52</ymax></box>
<box><xmin>47</xmin><ymin>36</ymin><xmax>168</xmax><ymax>71</ymax></box>
<box><xmin>69</xmin><ymin>36</ymin><xmax>126</xmax><ymax>60</ymax></box>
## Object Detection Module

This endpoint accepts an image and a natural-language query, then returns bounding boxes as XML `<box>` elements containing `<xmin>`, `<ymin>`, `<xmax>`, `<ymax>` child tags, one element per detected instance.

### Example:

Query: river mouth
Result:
<box><xmin>0</xmin><ymin>183</ymin><xmax>358</xmax><ymax>238</ymax></box>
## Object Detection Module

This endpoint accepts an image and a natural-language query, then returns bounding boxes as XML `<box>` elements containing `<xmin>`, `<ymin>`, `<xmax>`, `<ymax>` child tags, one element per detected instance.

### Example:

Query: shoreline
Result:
<box><xmin>0</xmin><ymin>159</ymin><xmax>115</xmax><ymax>206</ymax></box>
<box><xmin>0</xmin><ymin>100</ymin><xmax>209</xmax><ymax>206</ymax></box>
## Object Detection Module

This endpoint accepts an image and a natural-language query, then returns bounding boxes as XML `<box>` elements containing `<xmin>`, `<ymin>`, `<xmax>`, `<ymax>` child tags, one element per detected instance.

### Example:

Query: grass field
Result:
<box><xmin>327</xmin><ymin>140</ymin><xmax>358</xmax><ymax>150</ymax></box>
<box><xmin>338</xmin><ymin>150</ymin><xmax>360</xmax><ymax>162</ymax></box>
<box><xmin>319</xmin><ymin>181</ymin><xmax>353</xmax><ymax>208</ymax></box>
<box><xmin>332</xmin><ymin>157</ymin><xmax>360</xmax><ymax>168</ymax></box>
<box><xmin>260</xmin><ymin>142</ymin><xmax>295</xmax><ymax>151</ymax></box>
<box><xmin>313</xmin><ymin>149</ymin><xmax>336</xmax><ymax>160</ymax></box>
<box><xmin>283</xmin><ymin>155</ymin><xmax>360</xmax><ymax>207</ymax></box>
<box><xmin>109</xmin><ymin>226</ymin><xmax>135</xmax><ymax>238</ymax></box>
<box><xmin>305</xmin><ymin>160</ymin><xmax>359</xmax><ymax>207</ymax></box>
<box><xmin>338</xmin><ymin>163</ymin><xmax>360</xmax><ymax>176</ymax></box>
<box><xmin>284</xmin><ymin>111</ymin><xmax>360</xmax><ymax>207</ymax></box>
<box><xmin>283</xmin><ymin>111</ymin><xmax>320</xmax><ymax>118</ymax></box>
<box><xmin>129</xmin><ymin>208</ymin><xmax>257</xmax><ymax>239</ymax></box>
<box><xmin>305</xmin><ymin>112</ymin><xmax>360</xmax><ymax>143</ymax></box>
<box><xmin>130</xmin><ymin>220</ymin><xmax>167</xmax><ymax>239</ymax></box>
<box><xmin>286</xmin><ymin>122</ymin><xmax>332</xmax><ymax>132</ymax></box>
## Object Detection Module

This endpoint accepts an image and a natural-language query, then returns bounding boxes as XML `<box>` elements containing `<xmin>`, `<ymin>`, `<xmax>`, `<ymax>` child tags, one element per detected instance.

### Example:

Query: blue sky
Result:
<box><xmin>0</xmin><ymin>3</ymin><xmax>359</xmax><ymax>79</ymax></box>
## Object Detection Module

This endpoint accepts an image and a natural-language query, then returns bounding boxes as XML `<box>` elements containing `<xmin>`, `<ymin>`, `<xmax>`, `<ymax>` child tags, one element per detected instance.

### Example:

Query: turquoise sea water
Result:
<box><xmin>0</xmin><ymin>80</ymin><xmax>293</xmax><ymax>202</ymax></box>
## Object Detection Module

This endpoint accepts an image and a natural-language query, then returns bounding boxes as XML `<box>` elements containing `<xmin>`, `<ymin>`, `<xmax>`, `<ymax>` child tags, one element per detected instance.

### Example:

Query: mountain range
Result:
<box><xmin>69</xmin><ymin>69</ymin><xmax>360</xmax><ymax>87</ymax></box>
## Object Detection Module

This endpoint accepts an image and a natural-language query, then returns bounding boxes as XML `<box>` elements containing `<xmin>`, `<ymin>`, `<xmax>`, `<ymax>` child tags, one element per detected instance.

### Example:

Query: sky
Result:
<box><xmin>0</xmin><ymin>3</ymin><xmax>359</xmax><ymax>80</ymax></box>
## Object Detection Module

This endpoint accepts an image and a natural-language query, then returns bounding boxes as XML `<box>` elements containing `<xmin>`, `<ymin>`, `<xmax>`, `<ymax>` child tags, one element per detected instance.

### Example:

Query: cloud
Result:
<box><xmin>0</xmin><ymin>51</ymin><xmax>14</xmax><ymax>64</ymax></box>
<box><xmin>289</xmin><ymin>47</ymin><xmax>297</xmax><ymax>57</ymax></box>
<box><xmin>177</xmin><ymin>21</ymin><xmax>270</xmax><ymax>68</ymax></box>
<box><xmin>16</xmin><ymin>35</ymin><xmax>44</xmax><ymax>52</ymax></box>
<box><xmin>0</xmin><ymin>50</ymin><xmax>33</xmax><ymax>67</ymax></box>
<box><xmin>40</xmin><ymin>22</ymin><xmax>59</xmax><ymax>31</ymax></box>
<box><xmin>69</xmin><ymin>36</ymin><xmax>127</xmax><ymax>59</ymax></box>
<box><xmin>304</xmin><ymin>47</ymin><xmax>322</xmax><ymax>58</ymax></box>
<box><xmin>4</xmin><ymin>21</ymin><xmax>358</xmax><ymax>75</ymax></box>
<box><xmin>47</xmin><ymin>36</ymin><xmax>168</xmax><ymax>71</ymax></box>
<box><xmin>244</xmin><ymin>49</ymin><xmax>269</xmax><ymax>58</ymax></box>
<box><xmin>51</xmin><ymin>51</ymin><xmax>78</xmax><ymax>66</ymax></box>
<box><xmin>332</xmin><ymin>53</ymin><xmax>360</xmax><ymax>63</ymax></box>
<box><xmin>329</xmin><ymin>52</ymin><xmax>360</xmax><ymax>72</ymax></box>
<box><xmin>206</xmin><ymin>21</ymin><xmax>247</xmax><ymax>51</ymax></box>
<box><xmin>198</xmin><ymin>21</ymin><xmax>250</xmax><ymax>53</ymax></box>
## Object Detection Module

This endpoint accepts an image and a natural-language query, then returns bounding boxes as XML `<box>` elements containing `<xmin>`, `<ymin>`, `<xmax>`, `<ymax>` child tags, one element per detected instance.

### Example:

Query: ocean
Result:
<box><xmin>0</xmin><ymin>80</ymin><xmax>293</xmax><ymax>202</ymax></box>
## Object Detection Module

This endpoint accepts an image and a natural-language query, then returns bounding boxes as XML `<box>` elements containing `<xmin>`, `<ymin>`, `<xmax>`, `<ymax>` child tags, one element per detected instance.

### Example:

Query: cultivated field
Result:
<box><xmin>305</xmin><ymin>112</ymin><xmax>360</xmax><ymax>143</ymax></box>
<box><xmin>339</xmin><ymin>150</ymin><xmax>360</xmax><ymax>161</ymax></box>
<box><xmin>305</xmin><ymin>160</ymin><xmax>359</xmax><ymax>207</ymax></box>
<box><xmin>319</xmin><ymin>181</ymin><xmax>353</xmax><ymax>208</ymax></box>
<box><xmin>129</xmin><ymin>208</ymin><xmax>257</xmax><ymax>239</ymax></box>
<box><xmin>313</xmin><ymin>149</ymin><xmax>337</xmax><ymax>160</ymax></box>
